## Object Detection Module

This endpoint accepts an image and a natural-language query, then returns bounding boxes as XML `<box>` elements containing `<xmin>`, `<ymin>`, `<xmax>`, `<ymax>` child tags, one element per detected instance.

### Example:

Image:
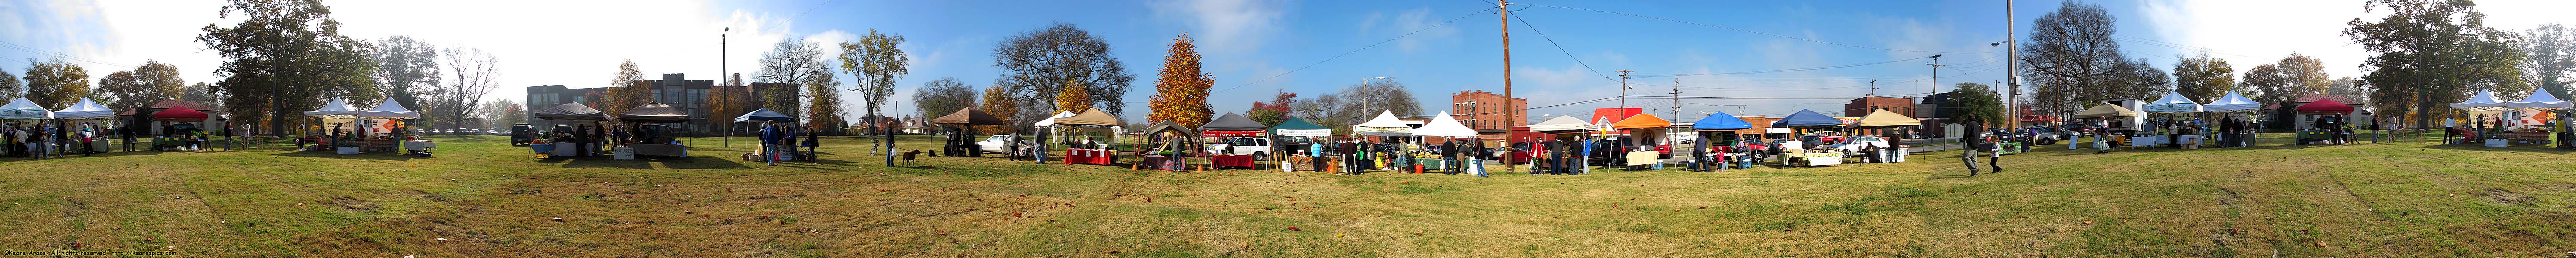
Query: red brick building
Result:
<box><xmin>1844</xmin><ymin>96</ymin><xmax>1916</xmax><ymax>117</ymax></box>
<box><xmin>1450</xmin><ymin>90</ymin><xmax>1527</xmax><ymax>131</ymax></box>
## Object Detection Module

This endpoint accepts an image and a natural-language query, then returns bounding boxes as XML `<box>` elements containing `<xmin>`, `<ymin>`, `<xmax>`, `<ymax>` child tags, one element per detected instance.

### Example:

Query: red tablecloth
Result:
<box><xmin>1063</xmin><ymin>149</ymin><xmax>1115</xmax><ymax>165</ymax></box>
<box><xmin>1212</xmin><ymin>155</ymin><xmax>1256</xmax><ymax>169</ymax></box>
<box><xmin>1142</xmin><ymin>155</ymin><xmax>1183</xmax><ymax>170</ymax></box>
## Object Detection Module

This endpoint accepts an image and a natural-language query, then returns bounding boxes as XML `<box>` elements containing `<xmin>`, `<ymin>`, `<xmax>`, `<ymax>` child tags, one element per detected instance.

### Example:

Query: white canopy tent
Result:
<box><xmin>2507</xmin><ymin>87</ymin><xmax>2573</xmax><ymax>109</ymax></box>
<box><xmin>303</xmin><ymin>98</ymin><xmax>363</xmax><ymax>119</ymax></box>
<box><xmin>2144</xmin><ymin>92</ymin><xmax>2203</xmax><ymax>113</ymax></box>
<box><xmin>359</xmin><ymin>97</ymin><xmax>421</xmax><ymax>118</ymax></box>
<box><xmin>1030</xmin><ymin>111</ymin><xmax>1078</xmax><ymax>127</ymax></box>
<box><xmin>2201</xmin><ymin>92</ymin><xmax>2261</xmax><ymax>113</ymax></box>
<box><xmin>2451</xmin><ymin>89</ymin><xmax>2508</xmax><ymax>111</ymax></box>
<box><xmin>1527</xmin><ymin>115</ymin><xmax>1600</xmax><ymax>133</ymax></box>
<box><xmin>0</xmin><ymin>98</ymin><xmax>54</xmax><ymax>120</ymax></box>
<box><xmin>51</xmin><ymin>99</ymin><xmax>114</xmax><ymax>119</ymax></box>
<box><xmin>1351</xmin><ymin>110</ymin><xmax>1413</xmax><ymax>137</ymax></box>
<box><xmin>1410</xmin><ymin>111</ymin><xmax>1479</xmax><ymax>138</ymax></box>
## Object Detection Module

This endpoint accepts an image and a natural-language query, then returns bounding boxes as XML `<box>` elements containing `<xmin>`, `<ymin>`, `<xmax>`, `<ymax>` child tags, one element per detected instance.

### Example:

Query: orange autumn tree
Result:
<box><xmin>1146</xmin><ymin>32</ymin><xmax>1215</xmax><ymax>128</ymax></box>
<box><xmin>1057</xmin><ymin>80</ymin><xmax>1093</xmax><ymax>113</ymax></box>
<box><xmin>978</xmin><ymin>85</ymin><xmax>1021</xmax><ymax>134</ymax></box>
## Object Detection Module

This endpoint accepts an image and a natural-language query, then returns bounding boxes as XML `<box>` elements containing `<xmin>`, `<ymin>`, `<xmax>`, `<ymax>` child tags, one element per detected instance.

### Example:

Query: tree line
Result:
<box><xmin>2013</xmin><ymin>0</ymin><xmax>2570</xmax><ymax>129</ymax></box>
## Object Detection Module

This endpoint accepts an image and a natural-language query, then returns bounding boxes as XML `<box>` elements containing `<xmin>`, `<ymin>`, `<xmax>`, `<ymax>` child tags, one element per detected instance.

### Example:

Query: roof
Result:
<box><xmin>1610</xmin><ymin>114</ymin><xmax>1670</xmax><ymax>129</ymax></box>
<box><xmin>534</xmin><ymin>102</ymin><xmax>607</xmax><ymax>121</ymax></box>
<box><xmin>1050</xmin><ymin>108</ymin><xmax>1120</xmax><ymax>127</ymax></box>
<box><xmin>2263</xmin><ymin>94</ymin><xmax>2361</xmax><ymax>110</ymax></box>
<box><xmin>1771</xmin><ymin>109</ymin><xmax>1844</xmax><ymax>128</ymax></box>
<box><xmin>618</xmin><ymin>102</ymin><xmax>691</xmax><ymax>123</ymax></box>
<box><xmin>1410</xmin><ymin>111</ymin><xmax>1480</xmax><ymax>138</ymax></box>
<box><xmin>1199</xmin><ymin>112</ymin><xmax>1268</xmax><ymax>131</ymax></box>
<box><xmin>734</xmin><ymin>108</ymin><xmax>794</xmax><ymax>122</ymax></box>
<box><xmin>1692</xmin><ymin>112</ymin><xmax>1752</xmax><ymax>130</ymax></box>
<box><xmin>1352</xmin><ymin>110</ymin><xmax>1413</xmax><ymax>136</ymax></box>
<box><xmin>1528</xmin><ymin>115</ymin><xmax>1598</xmax><ymax>133</ymax></box>
<box><xmin>1852</xmin><ymin>109</ymin><xmax>1920</xmax><ymax>127</ymax></box>
<box><xmin>116</xmin><ymin>100</ymin><xmax>217</xmax><ymax>116</ymax></box>
<box><xmin>929</xmin><ymin>107</ymin><xmax>1006</xmax><ymax>126</ymax></box>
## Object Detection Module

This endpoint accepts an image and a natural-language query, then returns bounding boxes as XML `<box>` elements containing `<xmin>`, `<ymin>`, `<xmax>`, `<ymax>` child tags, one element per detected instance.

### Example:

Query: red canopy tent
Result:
<box><xmin>2294</xmin><ymin>99</ymin><xmax>2354</xmax><ymax>115</ymax></box>
<box><xmin>153</xmin><ymin>106</ymin><xmax>209</xmax><ymax>122</ymax></box>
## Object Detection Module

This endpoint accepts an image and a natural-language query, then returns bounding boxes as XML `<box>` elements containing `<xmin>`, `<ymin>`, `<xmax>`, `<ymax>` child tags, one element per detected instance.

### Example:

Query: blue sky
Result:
<box><xmin>3</xmin><ymin>0</ymin><xmax>2570</xmax><ymax>123</ymax></box>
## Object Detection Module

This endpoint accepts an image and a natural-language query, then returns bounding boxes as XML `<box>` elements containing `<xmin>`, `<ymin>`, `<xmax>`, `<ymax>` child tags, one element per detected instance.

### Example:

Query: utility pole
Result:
<box><xmin>1869</xmin><ymin>78</ymin><xmax>1878</xmax><ymax>96</ymax></box>
<box><xmin>1670</xmin><ymin>78</ymin><xmax>1680</xmax><ymax>125</ymax></box>
<box><xmin>1617</xmin><ymin>70</ymin><xmax>1634</xmax><ymax>110</ymax></box>
<box><xmin>1927</xmin><ymin>55</ymin><xmax>1945</xmax><ymax>94</ymax></box>
<box><xmin>2005</xmin><ymin>0</ymin><xmax>2018</xmax><ymax>129</ymax></box>
<box><xmin>1500</xmin><ymin>0</ymin><xmax>1516</xmax><ymax>174</ymax></box>
<box><xmin>723</xmin><ymin>27</ymin><xmax>730</xmax><ymax>148</ymax></box>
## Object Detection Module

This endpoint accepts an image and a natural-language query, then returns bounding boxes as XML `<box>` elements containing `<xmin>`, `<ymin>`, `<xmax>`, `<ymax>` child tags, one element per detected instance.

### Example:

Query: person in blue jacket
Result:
<box><xmin>759</xmin><ymin>123</ymin><xmax>783</xmax><ymax>165</ymax></box>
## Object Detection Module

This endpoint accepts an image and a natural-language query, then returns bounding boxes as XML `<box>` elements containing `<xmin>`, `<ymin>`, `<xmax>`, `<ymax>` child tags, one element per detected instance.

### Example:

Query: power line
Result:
<box><xmin>1508</xmin><ymin>8</ymin><xmax>1625</xmax><ymax>85</ymax></box>
<box><xmin>1213</xmin><ymin>6</ymin><xmax>1491</xmax><ymax>94</ymax></box>
<box><xmin>1631</xmin><ymin>57</ymin><xmax>1927</xmax><ymax>78</ymax></box>
<box><xmin>1517</xmin><ymin>3</ymin><xmax>2004</xmax><ymax>55</ymax></box>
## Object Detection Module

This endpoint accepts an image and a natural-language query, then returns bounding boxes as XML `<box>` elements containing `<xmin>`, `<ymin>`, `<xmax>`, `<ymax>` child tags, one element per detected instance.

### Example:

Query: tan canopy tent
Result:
<box><xmin>1851</xmin><ymin>109</ymin><xmax>1920</xmax><ymax>128</ymax></box>
<box><xmin>1051</xmin><ymin>108</ymin><xmax>1120</xmax><ymax>127</ymax></box>
<box><xmin>929</xmin><ymin>107</ymin><xmax>1007</xmax><ymax>126</ymax></box>
<box><xmin>2074</xmin><ymin>104</ymin><xmax>2141</xmax><ymax>119</ymax></box>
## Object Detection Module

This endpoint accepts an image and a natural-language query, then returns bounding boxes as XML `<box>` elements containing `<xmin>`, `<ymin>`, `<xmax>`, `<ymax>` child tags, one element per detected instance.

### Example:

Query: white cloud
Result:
<box><xmin>52</xmin><ymin>0</ymin><xmax>797</xmax><ymax>108</ymax></box>
<box><xmin>1149</xmin><ymin>0</ymin><xmax>1285</xmax><ymax>55</ymax></box>
<box><xmin>2138</xmin><ymin>0</ymin><xmax>2575</xmax><ymax>79</ymax></box>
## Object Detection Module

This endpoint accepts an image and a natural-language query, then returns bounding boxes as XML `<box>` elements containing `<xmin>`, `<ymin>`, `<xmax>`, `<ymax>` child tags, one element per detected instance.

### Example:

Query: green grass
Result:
<box><xmin>0</xmin><ymin>132</ymin><xmax>2569</xmax><ymax>257</ymax></box>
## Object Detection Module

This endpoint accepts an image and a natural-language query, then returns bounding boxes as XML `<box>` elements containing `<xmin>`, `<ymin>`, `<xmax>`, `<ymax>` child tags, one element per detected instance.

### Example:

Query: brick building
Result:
<box><xmin>1844</xmin><ymin>96</ymin><xmax>1916</xmax><ymax>117</ymax></box>
<box><xmin>524</xmin><ymin>73</ymin><xmax>794</xmax><ymax>135</ymax></box>
<box><xmin>1449</xmin><ymin>90</ymin><xmax>1527</xmax><ymax>131</ymax></box>
<box><xmin>1845</xmin><ymin>96</ymin><xmax>1919</xmax><ymax>138</ymax></box>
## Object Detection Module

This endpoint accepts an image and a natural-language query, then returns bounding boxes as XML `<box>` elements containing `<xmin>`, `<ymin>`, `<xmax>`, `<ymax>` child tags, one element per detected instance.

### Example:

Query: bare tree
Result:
<box><xmin>757</xmin><ymin>36</ymin><xmax>831</xmax><ymax>117</ymax></box>
<box><xmin>912</xmin><ymin>77</ymin><xmax>976</xmax><ymax>118</ymax></box>
<box><xmin>993</xmin><ymin>22</ymin><xmax>1135</xmax><ymax>116</ymax></box>
<box><xmin>426</xmin><ymin>47</ymin><xmax>499</xmax><ymax>129</ymax></box>
<box><xmin>373</xmin><ymin>35</ymin><xmax>440</xmax><ymax>110</ymax></box>
<box><xmin>2019</xmin><ymin>0</ymin><xmax>2128</xmax><ymax>115</ymax></box>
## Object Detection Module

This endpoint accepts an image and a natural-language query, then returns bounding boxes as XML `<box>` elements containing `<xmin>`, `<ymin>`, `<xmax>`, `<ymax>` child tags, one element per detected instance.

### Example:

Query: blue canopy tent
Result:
<box><xmin>1771</xmin><ymin>109</ymin><xmax>1845</xmax><ymax>128</ymax></box>
<box><xmin>733</xmin><ymin>108</ymin><xmax>795</xmax><ymax>122</ymax></box>
<box><xmin>1689</xmin><ymin>111</ymin><xmax>1754</xmax><ymax>171</ymax></box>
<box><xmin>1692</xmin><ymin>112</ymin><xmax>1752</xmax><ymax>130</ymax></box>
<box><xmin>732</xmin><ymin>108</ymin><xmax>794</xmax><ymax>150</ymax></box>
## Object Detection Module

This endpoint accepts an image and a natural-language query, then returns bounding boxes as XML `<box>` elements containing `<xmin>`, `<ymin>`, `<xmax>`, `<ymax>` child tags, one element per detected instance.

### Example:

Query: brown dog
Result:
<box><xmin>900</xmin><ymin>150</ymin><xmax>922</xmax><ymax>166</ymax></box>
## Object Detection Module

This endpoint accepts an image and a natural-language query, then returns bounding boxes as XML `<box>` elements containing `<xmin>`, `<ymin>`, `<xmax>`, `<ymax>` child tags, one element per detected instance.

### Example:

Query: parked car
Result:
<box><xmin>1208</xmin><ymin>137</ymin><xmax>1271</xmax><ymax>157</ymax></box>
<box><xmin>974</xmin><ymin>134</ymin><xmax>1020</xmax><ymax>154</ymax></box>
<box><xmin>1825</xmin><ymin>136</ymin><xmax>1891</xmax><ymax>157</ymax></box>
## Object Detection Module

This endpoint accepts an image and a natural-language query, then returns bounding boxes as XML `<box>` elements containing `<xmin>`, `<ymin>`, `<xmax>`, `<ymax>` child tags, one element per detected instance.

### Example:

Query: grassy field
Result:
<box><xmin>0</xmin><ymin>132</ymin><xmax>2570</xmax><ymax>257</ymax></box>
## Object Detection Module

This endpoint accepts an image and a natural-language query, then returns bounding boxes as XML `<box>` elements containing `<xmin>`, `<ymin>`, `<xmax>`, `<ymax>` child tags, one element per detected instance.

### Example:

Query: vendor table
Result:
<box><xmin>1212</xmin><ymin>155</ymin><xmax>1256</xmax><ymax>169</ymax></box>
<box><xmin>1286</xmin><ymin>156</ymin><xmax>1324</xmax><ymax>172</ymax></box>
<box><xmin>1141</xmin><ymin>155</ymin><xmax>1183</xmax><ymax>170</ymax></box>
<box><xmin>1625</xmin><ymin>151</ymin><xmax>1660</xmax><ymax>166</ymax></box>
<box><xmin>1413</xmin><ymin>157</ymin><xmax>1445</xmax><ymax>171</ymax></box>
<box><xmin>631</xmin><ymin>144</ymin><xmax>688</xmax><ymax>157</ymax></box>
<box><xmin>1785</xmin><ymin>151</ymin><xmax>1841</xmax><ymax>167</ymax></box>
<box><xmin>1063</xmin><ymin>149</ymin><xmax>1116</xmax><ymax>165</ymax></box>
<box><xmin>550</xmin><ymin>143</ymin><xmax>579</xmax><ymax>157</ymax></box>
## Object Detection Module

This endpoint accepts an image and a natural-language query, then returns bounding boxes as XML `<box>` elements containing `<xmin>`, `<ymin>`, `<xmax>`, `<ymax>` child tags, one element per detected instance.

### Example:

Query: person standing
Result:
<box><xmin>759</xmin><ymin>123</ymin><xmax>781</xmax><ymax>165</ymax></box>
<box><xmin>1960</xmin><ymin>120</ymin><xmax>1986</xmax><ymax>177</ymax></box>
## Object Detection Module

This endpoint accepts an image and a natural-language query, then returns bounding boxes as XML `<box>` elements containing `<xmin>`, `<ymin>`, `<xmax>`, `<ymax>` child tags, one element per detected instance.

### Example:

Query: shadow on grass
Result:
<box><xmin>269</xmin><ymin>150</ymin><xmax>422</xmax><ymax>161</ymax></box>
<box><xmin>2415</xmin><ymin>143</ymin><xmax>2576</xmax><ymax>154</ymax></box>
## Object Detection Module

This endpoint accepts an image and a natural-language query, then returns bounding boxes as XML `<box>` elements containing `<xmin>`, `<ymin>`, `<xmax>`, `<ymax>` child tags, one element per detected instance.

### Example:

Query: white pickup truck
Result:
<box><xmin>975</xmin><ymin>134</ymin><xmax>1020</xmax><ymax>154</ymax></box>
<box><xmin>1207</xmin><ymin>137</ymin><xmax>1271</xmax><ymax>158</ymax></box>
